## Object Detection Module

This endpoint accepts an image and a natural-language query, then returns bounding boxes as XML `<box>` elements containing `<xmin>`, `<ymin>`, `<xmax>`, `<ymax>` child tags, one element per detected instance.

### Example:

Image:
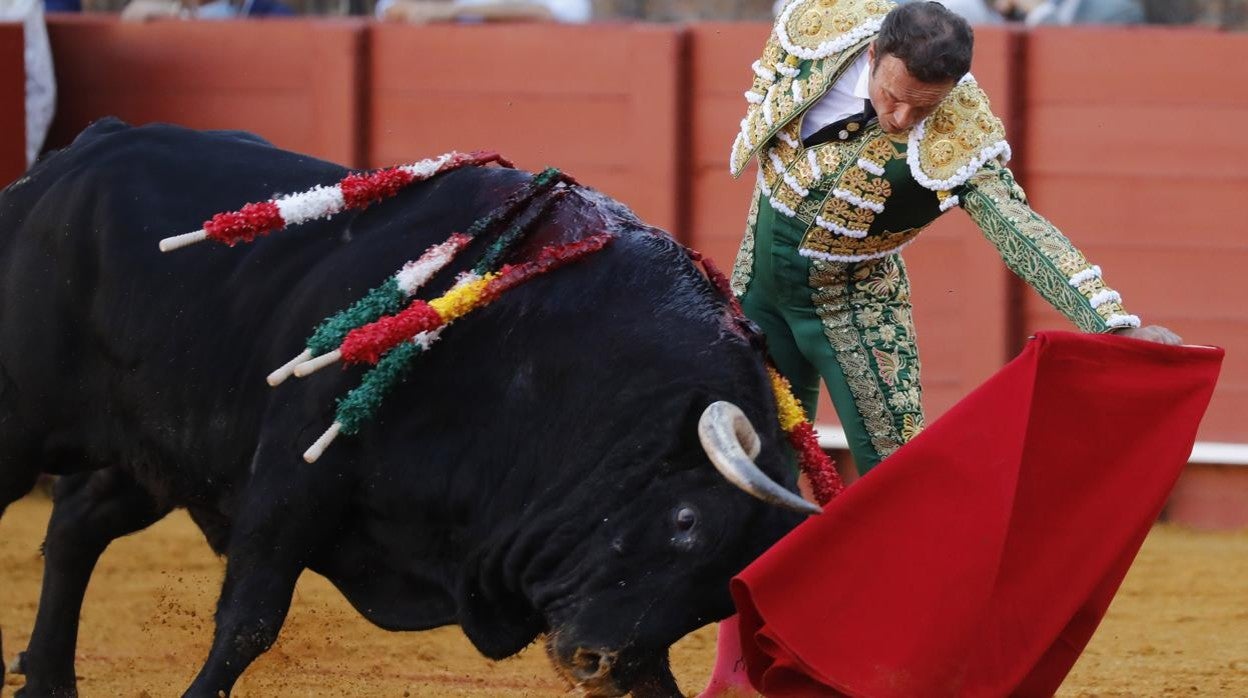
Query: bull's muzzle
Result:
<box><xmin>570</xmin><ymin>647</ymin><xmax>617</xmax><ymax>683</ymax></box>
<box><xmin>698</xmin><ymin>401</ymin><xmax>822</xmax><ymax>515</ymax></box>
<box><xmin>546</xmin><ymin>634</ymin><xmax>628</xmax><ymax>697</ymax></box>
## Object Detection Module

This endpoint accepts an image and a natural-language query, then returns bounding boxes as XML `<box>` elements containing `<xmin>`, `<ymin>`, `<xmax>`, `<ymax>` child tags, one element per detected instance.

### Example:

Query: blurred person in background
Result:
<box><xmin>377</xmin><ymin>0</ymin><xmax>589</xmax><ymax>22</ymax></box>
<box><xmin>119</xmin><ymin>0</ymin><xmax>295</xmax><ymax>21</ymax></box>
<box><xmin>0</xmin><ymin>0</ymin><xmax>55</xmax><ymax>167</ymax></box>
<box><xmin>783</xmin><ymin>0</ymin><xmax>1004</xmax><ymax>24</ymax></box>
<box><xmin>996</xmin><ymin>0</ymin><xmax>1144</xmax><ymax>24</ymax></box>
<box><xmin>896</xmin><ymin>0</ymin><xmax>1006</xmax><ymax>23</ymax></box>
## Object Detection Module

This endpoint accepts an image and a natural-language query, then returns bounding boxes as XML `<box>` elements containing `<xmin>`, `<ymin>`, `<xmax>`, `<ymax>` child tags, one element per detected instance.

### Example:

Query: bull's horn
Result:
<box><xmin>698</xmin><ymin>401</ymin><xmax>821</xmax><ymax>516</ymax></box>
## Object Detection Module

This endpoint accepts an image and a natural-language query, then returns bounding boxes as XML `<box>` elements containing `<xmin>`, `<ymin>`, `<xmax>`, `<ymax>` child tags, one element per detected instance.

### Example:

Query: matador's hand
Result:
<box><xmin>1112</xmin><ymin>325</ymin><xmax>1184</xmax><ymax>346</ymax></box>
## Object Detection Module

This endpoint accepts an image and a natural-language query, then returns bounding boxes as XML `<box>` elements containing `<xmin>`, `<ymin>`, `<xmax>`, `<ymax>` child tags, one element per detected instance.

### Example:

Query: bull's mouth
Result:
<box><xmin>543</xmin><ymin>632</ymin><xmax>681</xmax><ymax>698</ymax></box>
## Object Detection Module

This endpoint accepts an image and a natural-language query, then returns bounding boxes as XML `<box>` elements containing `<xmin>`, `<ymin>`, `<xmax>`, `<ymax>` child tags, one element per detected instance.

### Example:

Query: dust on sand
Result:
<box><xmin>2</xmin><ymin>495</ymin><xmax>1246</xmax><ymax>696</ymax></box>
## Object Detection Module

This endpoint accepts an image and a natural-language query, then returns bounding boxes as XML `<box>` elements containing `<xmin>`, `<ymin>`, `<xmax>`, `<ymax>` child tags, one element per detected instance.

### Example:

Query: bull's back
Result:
<box><xmin>0</xmin><ymin>120</ymin><xmax>543</xmax><ymax>487</ymax></box>
<box><xmin>0</xmin><ymin>120</ymin><xmax>360</xmax><ymax>475</ymax></box>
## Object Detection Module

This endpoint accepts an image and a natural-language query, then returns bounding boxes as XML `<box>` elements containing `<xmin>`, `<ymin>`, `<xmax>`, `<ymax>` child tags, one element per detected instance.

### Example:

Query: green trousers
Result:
<box><xmin>734</xmin><ymin>192</ymin><xmax>926</xmax><ymax>474</ymax></box>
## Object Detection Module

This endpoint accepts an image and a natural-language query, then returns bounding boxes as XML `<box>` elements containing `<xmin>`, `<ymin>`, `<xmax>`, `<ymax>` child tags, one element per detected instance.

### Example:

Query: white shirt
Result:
<box><xmin>798</xmin><ymin>51</ymin><xmax>872</xmax><ymax>142</ymax></box>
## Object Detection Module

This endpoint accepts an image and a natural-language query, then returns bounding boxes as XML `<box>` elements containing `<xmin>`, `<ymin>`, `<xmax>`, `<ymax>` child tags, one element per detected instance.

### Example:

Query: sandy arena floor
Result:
<box><xmin>2</xmin><ymin>495</ymin><xmax>1246</xmax><ymax>697</ymax></box>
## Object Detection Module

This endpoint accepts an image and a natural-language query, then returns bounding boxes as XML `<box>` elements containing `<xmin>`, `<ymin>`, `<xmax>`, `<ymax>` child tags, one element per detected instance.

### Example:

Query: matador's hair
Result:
<box><xmin>876</xmin><ymin>1</ymin><xmax>974</xmax><ymax>84</ymax></box>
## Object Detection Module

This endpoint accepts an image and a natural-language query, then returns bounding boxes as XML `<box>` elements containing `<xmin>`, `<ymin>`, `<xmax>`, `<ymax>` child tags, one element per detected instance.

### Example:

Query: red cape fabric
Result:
<box><xmin>731</xmin><ymin>331</ymin><xmax>1224</xmax><ymax>697</ymax></box>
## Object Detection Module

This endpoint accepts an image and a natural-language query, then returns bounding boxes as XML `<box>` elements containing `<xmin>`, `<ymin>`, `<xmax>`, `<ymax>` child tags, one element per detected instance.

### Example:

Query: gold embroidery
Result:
<box><xmin>732</xmin><ymin>1</ymin><xmax>886</xmax><ymax>177</ymax></box>
<box><xmin>788</xmin><ymin>151</ymin><xmax>818</xmax><ymax>190</ymax></box>
<box><xmin>915</xmin><ymin>80</ymin><xmax>1007</xmax><ymax>186</ymax></box>
<box><xmin>860</xmin><ymin>135</ymin><xmax>895</xmax><ymax>167</ymax></box>
<box><xmin>962</xmin><ymin>162</ymin><xmax>1129</xmax><ymax>332</ymax></box>
<box><xmin>752</xmin><ymin>125</ymin><xmax>930</xmax><ymax>261</ymax></box>
<box><xmin>809</xmin><ymin>254</ymin><xmax>924</xmax><ymax>461</ymax></box>
<box><xmin>901</xmin><ymin>413</ymin><xmax>924</xmax><ymax>442</ymax></box>
<box><xmin>803</xmin><ymin>225</ymin><xmax>924</xmax><ymax>260</ymax></box>
<box><xmin>872</xmin><ymin>346</ymin><xmax>904</xmax><ymax>386</ymax></box>
<box><xmin>772</xmin><ymin>78</ymin><xmax>799</xmax><ymax>124</ymax></box>
<box><xmin>731</xmin><ymin>188</ymin><xmax>762</xmax><ymax>297</ymax></box>
<box><xmin>762</xmin><ymin>39</ymin><xmax>785</xmax><ymax>68</ymax></box>
<box><xmin>856</xmin><ymin>258</ymin><xmax>901</xmax><ymax>296</ymax></box>
<box><xmin>772</xmin><ymin>175</ymin><xmax>805</xmax><ymax>213</ymax></box>
<box><xmin>928</xmin><ymin>140</ymin><xmax>956</xmax><ymax>167</ymax></box>
<box><xmin>759</xmin><ymin>149</ymin><xmax>778</xmax><ymax>188</ymax></box>
<box><xmin>838</xmin><ymin>166</ymin><xmax>892</xmax><ymax>206</ymax></box>
<box><xmin>783</xmin><ymin>0</ymin><xmax>892</xmax><ymax>54</ymax></box>
<box><xmin>825</xmin><ymin>198</ymin><xmax>874</xmax><ymax>227</ymax></box>
<box><xmin>816</xmin><ymin>147</ymin><xmax>843</xmax><ymax>176</ymax></box>
<box><xmin>930</xmin><ymin>111</ymin><xmax>957</xmax><ymax>135</ymax></box>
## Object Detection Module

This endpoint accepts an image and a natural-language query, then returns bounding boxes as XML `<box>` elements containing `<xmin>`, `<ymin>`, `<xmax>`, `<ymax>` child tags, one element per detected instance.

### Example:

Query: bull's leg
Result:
<box><xmin>0</xmin><ymin>451</ymin><xmax>38</xmax><ymax>519</ymax></box>
<box><xmin>0</xmin><ymin>424</ymin><xmax>39</xmax><ymax>689</ymax></box>
<box><xmin>184</xmin><ymin>561</ymin><xmax>303</xmax><ymax>697</ymax></box>
<box><xmin>183</xmin><ymin>469</ymin><xmax>341</xmax><ymax>698</ymax></box>
<box><xmin>13</xmin><ymin>468</ymin><xmax>169</xmax><ymax>698</ymax></box>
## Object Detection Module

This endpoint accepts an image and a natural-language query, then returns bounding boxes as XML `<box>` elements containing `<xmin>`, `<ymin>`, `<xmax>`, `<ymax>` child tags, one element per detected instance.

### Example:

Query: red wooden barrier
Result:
<box><xmin>44</xmin><ymin>16</ymin><xmax>366</xmax><ymax>167</ymax></box>
<box><xmin>1021</xmin><ymin>27</ymin><xmax>1248</xmax><ymax>446</ymax></box>
<box><xmin>367</xmin><ymin>23</ymin><xmax>684</xmax><ymax>234</ymax></box>
<box><xmin>0</xmin><ymin>22</ymin><xmax>24</xmax><ymax>186</ymax></box>
<box><xmin>24</xmin><ymin>19</ymin><xmax>1248</xmax><ymax>524</ymax></box>
<box><xmin>686</xmin><ymin>23</ymin><xmax>1021</xmax><ymax>434</ymax></box>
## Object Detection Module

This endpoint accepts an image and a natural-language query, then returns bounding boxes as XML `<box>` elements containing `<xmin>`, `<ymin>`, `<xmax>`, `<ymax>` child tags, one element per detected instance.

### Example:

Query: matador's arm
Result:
<box><xmin>958</xmin><ymin>160</ymin><xmax>1140</xmax><ymax>334</ymax></box>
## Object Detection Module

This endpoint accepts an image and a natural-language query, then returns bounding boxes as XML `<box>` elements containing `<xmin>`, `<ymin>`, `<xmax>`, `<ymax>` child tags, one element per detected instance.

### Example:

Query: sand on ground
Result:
<box><xmin>2</xmin><ymin>495</ymin><xmax>1246</xmax><ymax>696</ymax></box>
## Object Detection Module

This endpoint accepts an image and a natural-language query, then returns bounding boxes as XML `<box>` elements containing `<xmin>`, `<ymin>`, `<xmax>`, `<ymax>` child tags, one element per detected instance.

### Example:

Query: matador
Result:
<box><xmin>701</xmin><ymin>3</ymin><xmax>1182</xmax><ymax>695</ymax></box>
<box><xmin>728</xmin><ymin>0</ymin><xmax>1179</xmax><ymax>475</ymax></box>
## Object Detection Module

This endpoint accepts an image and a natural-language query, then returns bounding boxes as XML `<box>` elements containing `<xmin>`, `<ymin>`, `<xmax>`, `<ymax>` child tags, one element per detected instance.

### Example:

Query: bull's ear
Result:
<box><xmin>456</xmin><ymin>550</ymin><xmax>544</xmax><ymax>660</ymax></box>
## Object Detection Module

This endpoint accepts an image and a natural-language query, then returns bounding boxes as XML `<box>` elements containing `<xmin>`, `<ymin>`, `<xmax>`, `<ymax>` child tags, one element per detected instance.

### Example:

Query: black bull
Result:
<box><xmin>0</xmin><ymin>119</ymin><xmax>811</xmax><ymax>697</ymax></box>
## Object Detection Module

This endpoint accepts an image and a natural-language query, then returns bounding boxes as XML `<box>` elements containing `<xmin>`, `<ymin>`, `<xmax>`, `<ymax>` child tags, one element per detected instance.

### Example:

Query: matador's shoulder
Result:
<box><xmin>771</xmin><ymin>0</ymin><xmax>895</xmax><ymax>61</ymax></box>
<box><xmin>731</xmin><ymin>0</ymin><xmax>894</xmax><ymax>178</ymax></box>
<box><xmin>908</xmin><ymin>76</ymin><xmax>1012</xmax><ymax>194</ymax></box>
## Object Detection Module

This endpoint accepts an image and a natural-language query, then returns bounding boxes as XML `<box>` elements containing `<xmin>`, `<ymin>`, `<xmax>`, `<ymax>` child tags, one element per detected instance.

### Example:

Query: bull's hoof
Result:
<box><xmin>7</xmin><ymin>650</ymin><xmax>27</xmax><ymax>675</ymax></box>
<box><xmin>627</xmin><ymin>660</ymin><xmax>683</xmax><ymax>698</ymax></box>
<box><xmin>13</xmin><ymin>680</ymin><xmax>79</xmax><ymax>698</ymax></box>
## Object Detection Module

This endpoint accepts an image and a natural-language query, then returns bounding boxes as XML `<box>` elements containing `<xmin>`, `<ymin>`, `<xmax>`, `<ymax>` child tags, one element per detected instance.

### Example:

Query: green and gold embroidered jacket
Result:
<box><xmin>730</xmin><ymin>0</ymin><xmax>1138</xmax><ymax>332</ymax></box>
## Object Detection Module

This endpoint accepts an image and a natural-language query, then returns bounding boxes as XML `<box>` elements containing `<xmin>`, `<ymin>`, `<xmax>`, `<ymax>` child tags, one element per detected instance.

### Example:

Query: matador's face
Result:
<box><xmin>867</xmin><ymin>43</ymin><xmax>956</xmax><ymax>134</ymax></box>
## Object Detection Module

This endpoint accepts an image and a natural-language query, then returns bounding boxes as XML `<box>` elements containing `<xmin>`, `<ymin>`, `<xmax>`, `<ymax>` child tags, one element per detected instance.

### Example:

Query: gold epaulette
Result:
<box><xmin>731</xmin><ymin>0</ymin><xmax>895</xmax><ymax>177</ymax></box>
<box><xmin>777</xmin><ymin>0</ymin><xmax>896</xmax><ymax>60</ymax></box>
<box><xmin>907</xmin><ymin>76</ymin><xmax>1011</xmax><ymax>194</ymax></box>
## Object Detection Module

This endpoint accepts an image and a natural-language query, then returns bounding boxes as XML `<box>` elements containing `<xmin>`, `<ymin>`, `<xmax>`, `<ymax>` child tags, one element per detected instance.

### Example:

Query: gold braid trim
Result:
<box><xmin>909</xmin><ymin>78</ymin><xmax>1011</xmax><ymax>193</ymax></box>
<box><xmin>779</xmin><ymin>0</ymin><xmax>895</xmax><ymax>58</ymax></box>
<box><xmin>809</xmin><ymin>258</ymin><xmax>915</xmax><ymax>459</ymax></box>
<box><xmin>731</xmin><ymin>187</ymin><xmax>762</xmax><ymax>298</ymax></box>
<box><xmin>961</xmin><ymin>162</ymin><xmax>1131</xmax><ymax>332</ymax></box>
<box><xmin>730</xmin><ymin>0</ymin><xmax>891</xmax><ymax>177</ymax></box>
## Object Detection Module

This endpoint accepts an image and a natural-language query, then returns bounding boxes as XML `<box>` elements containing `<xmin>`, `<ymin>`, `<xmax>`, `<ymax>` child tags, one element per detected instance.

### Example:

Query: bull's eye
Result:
<box><xmin>674</xmin><ymin>506</ymin><xmax>697</xmax><ymax>532</ymax></box>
